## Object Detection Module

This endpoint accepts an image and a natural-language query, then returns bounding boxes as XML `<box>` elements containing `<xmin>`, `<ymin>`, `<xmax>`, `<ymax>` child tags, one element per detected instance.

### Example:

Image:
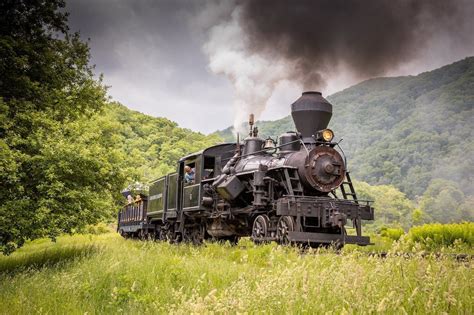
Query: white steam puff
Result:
<box><xmin>202</xmin><ymin>6</ymin><xmax>290</xmax><ymax>133</ymax></box>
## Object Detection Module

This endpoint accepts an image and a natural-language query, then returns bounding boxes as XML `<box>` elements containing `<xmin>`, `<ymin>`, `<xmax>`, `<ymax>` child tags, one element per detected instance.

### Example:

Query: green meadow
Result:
<box><xmin>0</xmin><ymin>226</ymin><xmax>472</xmax><ymax>314</ymax></box>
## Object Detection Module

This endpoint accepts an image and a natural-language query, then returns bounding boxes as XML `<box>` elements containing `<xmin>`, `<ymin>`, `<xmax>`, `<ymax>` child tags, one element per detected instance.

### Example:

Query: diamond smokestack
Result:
<box><xmin>291</xmin><ymin>91</ymin><xmax>332</xmax><ymax>143</ymax></box>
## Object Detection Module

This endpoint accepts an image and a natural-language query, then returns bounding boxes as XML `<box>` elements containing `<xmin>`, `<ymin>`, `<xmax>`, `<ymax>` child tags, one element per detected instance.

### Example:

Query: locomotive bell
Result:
<box><xmin>291</xmin><ymin>91</ymin><xmax>332</xmax><ymax>144</ymax></box>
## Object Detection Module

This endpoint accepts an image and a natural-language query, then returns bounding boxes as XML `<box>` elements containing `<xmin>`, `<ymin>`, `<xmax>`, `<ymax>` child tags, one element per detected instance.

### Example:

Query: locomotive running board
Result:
<box><xmin>287</xmin><ymin>231</ymin><xmax>372</xmax><ymax>246</ymax></box>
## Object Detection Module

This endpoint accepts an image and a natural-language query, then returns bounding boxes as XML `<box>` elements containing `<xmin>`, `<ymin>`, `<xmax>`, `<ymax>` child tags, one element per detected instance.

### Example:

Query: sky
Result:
<box><xmin>66</xmin><ymin>0</ymin><xmax>474</xmax><ymax>134</ymax></box>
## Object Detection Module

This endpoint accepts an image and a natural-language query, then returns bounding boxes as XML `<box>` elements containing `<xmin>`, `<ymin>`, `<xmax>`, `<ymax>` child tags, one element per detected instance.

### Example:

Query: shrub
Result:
<box><xmin>380</xmin><ymin>227</ymin><xmax>405</xmax><ymax>241</ymax></box>
<box><xmin>407</xmin><ymin>222</ymin><xmax>474</xmax><ymax>249</ymax></box>
<box><xmin>83</xmin><ymin>223</ymin><xmax>113</xmax><ymax>235</ymax></box>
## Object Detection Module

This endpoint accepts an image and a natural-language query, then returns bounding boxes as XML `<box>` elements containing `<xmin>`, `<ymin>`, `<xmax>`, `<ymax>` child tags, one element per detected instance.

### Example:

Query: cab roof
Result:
<box><xmin>178</xmin><ymin>142</ymin><xmax>236</xmax><ymax>162</ymax></box>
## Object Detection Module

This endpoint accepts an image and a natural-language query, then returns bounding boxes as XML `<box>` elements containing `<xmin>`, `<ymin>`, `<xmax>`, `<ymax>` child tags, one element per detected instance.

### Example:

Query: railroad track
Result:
<box><xmin>367</xmin><ymin>252</ymin><xmax>473</xmax><ymax>261</ymax></box>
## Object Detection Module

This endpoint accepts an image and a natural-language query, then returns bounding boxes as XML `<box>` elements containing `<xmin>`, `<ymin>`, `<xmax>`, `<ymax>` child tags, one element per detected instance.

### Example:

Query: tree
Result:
<box><xmin>458</xmin><ymin>196</ymin><xmax>474</xmax><ymax>222</ymax></box>
<box><xmin>354</xmin><ymin>181</ymin><xmax>415</xmax><ymax>229</ymax></box>
<box><xmin>411</xmin><ymin>208</ymin><xmax>425</xmax><ymax>226</ymax></box>
<box><xmin>0</xmin><ymin>0</ymin><xmax>123</xmax><ymax>254</ymax></box>
<box><xmin>418</xmin><ymin>179</ymin><xmax>467</xmax><ymax>223</ymax></box>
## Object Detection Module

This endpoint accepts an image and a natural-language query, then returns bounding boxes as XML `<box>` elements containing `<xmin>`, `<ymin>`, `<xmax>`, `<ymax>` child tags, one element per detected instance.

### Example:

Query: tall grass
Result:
<box><xmin>0</xmin><ymin>233</ymin><xmax>472</xmax><ymax>314</ymax></box>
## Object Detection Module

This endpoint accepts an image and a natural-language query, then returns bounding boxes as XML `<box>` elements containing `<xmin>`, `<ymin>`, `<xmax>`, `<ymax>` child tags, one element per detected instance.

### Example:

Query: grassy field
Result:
<box><xmin>0</xmin><ymin>233</ymin><xmax>472</xmax><ymax>314</ymax></box>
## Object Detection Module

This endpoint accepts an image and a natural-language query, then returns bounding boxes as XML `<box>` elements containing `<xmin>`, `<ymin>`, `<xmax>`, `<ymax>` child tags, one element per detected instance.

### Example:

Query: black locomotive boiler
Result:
<box><xmin>118</xmin><ymin>91</ymin><xmax>374</xmax><ymax>247</ymax></box>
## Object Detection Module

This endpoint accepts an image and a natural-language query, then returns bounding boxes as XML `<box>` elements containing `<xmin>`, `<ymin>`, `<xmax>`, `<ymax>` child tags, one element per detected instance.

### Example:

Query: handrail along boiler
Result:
<box><xmin>118</xmin><ymin>91</ymin><xmax>374</xmax><ymax>247</ymax></box>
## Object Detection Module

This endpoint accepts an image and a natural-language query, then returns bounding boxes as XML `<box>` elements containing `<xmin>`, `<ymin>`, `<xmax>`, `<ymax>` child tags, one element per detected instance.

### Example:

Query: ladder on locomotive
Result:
<box><xmin>283</xmin><ymin>168</ymin><xmax>304</xmax><ymax>196</ymax></box>
<box><xmin>337</xmin><ymin>171</ymin><xmax>359</xmax><ymax>204</ymax></box>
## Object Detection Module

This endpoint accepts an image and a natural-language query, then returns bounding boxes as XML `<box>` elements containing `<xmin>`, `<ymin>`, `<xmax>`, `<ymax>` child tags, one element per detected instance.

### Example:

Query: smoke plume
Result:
<box><xmin>203</xmin><ymin>0</ymin><xmax>473</xmax><ymax>130</ymax></box>
<box><xmin>203</xmin><ymin>6</ymin><xmax>290</xmax><ymax>132</ymax></box>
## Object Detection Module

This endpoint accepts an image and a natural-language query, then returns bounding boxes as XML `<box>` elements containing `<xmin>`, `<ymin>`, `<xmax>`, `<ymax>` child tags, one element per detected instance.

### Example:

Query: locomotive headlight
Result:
<box><xmin>322</xmin><ymin>129</ymin><xmax>334</xmax><ymax>142</ymax></box>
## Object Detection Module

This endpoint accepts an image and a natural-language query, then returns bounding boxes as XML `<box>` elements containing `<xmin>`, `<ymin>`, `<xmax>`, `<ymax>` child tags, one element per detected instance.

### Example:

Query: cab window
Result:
<box><xmin>203</xmin><ymin>156</ymin><xmax>216</xmax><ymax>179</ymax></box>
<box><xmin>184</xmin><ymin>161</ymin><xmax>196</xmax><ymax>185</ymax></box>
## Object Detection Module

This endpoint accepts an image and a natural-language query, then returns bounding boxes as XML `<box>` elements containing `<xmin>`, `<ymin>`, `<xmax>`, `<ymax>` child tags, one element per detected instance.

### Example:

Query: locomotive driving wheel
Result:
<box><xmin>252</xmin><ymin>215</ymin><xmax>269</xmax><ymax>243</ymax></box>
<box><xmin>183</xmin><ymin>225</ymin><xmax>205</xmax><ymax>245</ymax></box>
<box><xmin>277</xmin><ymin>216</ymin><xmax>295</xmax><ymax>245</ymax></box>
<box><xmin>163</xmin><ymin>224</ymin><xmax>176</xmax><ymax>243</ymax></box>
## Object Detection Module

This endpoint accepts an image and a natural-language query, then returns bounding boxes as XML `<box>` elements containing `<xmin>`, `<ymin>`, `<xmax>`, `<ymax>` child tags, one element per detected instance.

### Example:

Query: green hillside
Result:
<box><xmin>95</xmin><ymin>103</ymin><xmax>222</xmax><ymax>183</ymax></box>
<box><xmin>216</xmin><ymin>57</ymin><xmax>474</xmax><ymax>198</ymax></box>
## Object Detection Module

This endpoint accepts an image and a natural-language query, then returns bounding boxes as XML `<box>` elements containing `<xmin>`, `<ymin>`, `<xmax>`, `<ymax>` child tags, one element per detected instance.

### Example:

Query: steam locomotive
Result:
<box><xmin>118</xmin><ymin>91</ymin><xmax>374</xmax><ymax>247</ymax></box>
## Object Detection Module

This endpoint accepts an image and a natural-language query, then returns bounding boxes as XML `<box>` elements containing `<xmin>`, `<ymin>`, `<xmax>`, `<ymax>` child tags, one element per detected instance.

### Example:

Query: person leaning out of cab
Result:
<box><xmin>184</xmin><ymin>165</ymin><xmax>195</xmax><ymax>184</ymax></box>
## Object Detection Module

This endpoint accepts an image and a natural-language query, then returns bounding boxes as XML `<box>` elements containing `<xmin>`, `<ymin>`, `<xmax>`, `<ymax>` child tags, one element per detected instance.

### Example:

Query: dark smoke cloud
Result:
<box><xmin>239</xmin><ymin>0</ymin><xmax>474</xmax><ymax>89</ymax></box>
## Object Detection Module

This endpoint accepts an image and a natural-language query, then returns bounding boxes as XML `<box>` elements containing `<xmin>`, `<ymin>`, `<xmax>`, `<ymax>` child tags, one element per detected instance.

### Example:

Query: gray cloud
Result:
<box><xmin>67</xmin><ymin>0</ymin><xmax>234</xmax><ymax>133</ymax></box>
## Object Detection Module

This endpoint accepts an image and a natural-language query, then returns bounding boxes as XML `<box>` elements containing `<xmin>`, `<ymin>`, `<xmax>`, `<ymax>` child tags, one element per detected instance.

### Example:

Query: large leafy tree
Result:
<box><xmin>0</xmin><ymin>0</ymin><xmax>124</xmax><ymax>254</ymax></box>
